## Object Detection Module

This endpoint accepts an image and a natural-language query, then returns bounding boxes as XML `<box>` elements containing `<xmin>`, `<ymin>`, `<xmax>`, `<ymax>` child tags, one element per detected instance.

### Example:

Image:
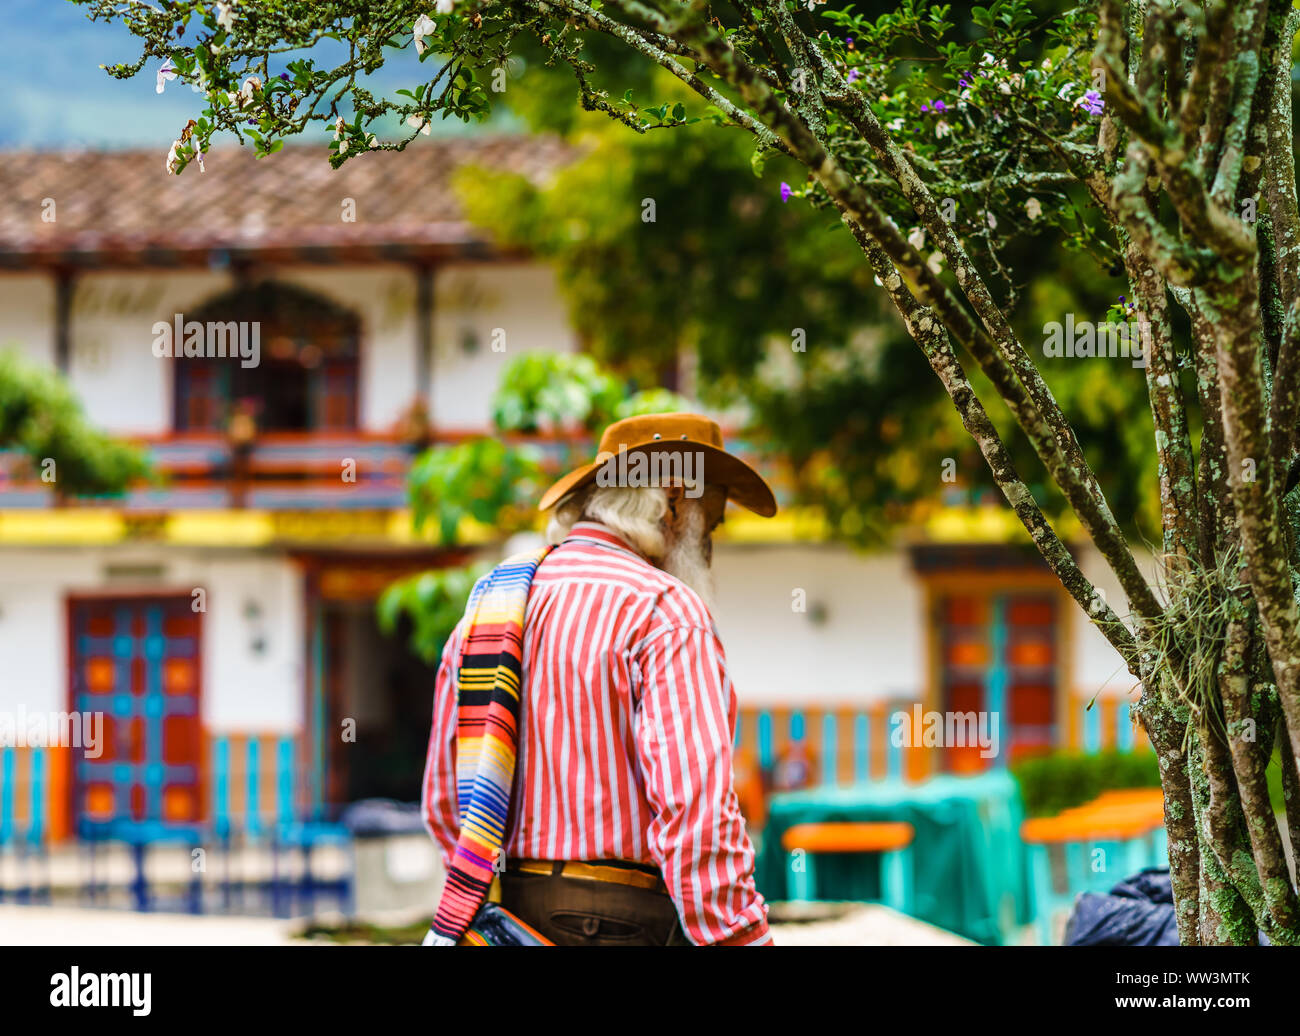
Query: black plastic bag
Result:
<box><xmin>1063</xmin><ymin>867</ymin><xmax>1179</xmax><ymax>946</ymax></box>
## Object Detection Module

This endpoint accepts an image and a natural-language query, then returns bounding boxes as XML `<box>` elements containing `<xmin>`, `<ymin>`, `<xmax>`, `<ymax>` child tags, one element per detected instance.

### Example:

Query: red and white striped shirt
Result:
<box><xmin>422</xmin><ymin>521</ymin><xmax>771</xmax><ymax>945</ymax></box>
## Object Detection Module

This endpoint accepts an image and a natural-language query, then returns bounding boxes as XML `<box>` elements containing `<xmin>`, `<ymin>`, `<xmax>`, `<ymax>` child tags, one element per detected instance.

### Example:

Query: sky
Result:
<box><xmin>0</xmin><ymin>0</ymin><xmax>510</xmax><ymax>151</ymax></box>
<box><xmin>1</xmin><ymin>0</ymin><xmax>205</xmax><ymax>149</ymax></box>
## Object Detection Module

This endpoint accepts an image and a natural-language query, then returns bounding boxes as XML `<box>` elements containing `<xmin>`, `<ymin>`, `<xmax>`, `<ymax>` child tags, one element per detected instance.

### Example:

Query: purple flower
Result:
<box><xmin>1076</xmin><ymin>89</ymin><xmax>1104</xmax><ymax>116</ymax></box>
<box><xmin>780</xmin><ymin>182</ymin><xmax>792</xmax><ymax>203</ymax></box>
<box><xmin>921</xmin><ymin>102</ymin><xmax>930</xmax><ymax>113</ymax></box>
<box><xmin>847</xmin><ymin>69</ymin><xmax>860</xmax><ymax>83</ymax></box>
<box><xmin>958</xmin><ymin>77</ymin><xmax>971</xmax><ymax>89</ymax></box>
<box><xmin>279</xmin><ymin>72</ymin><xmax>290</xmax><ymax>82</ymax></box>
<box><xmin>933</xmin><ymin>99</ymin><xmax>947</xmax><ymax>112</ymax></box>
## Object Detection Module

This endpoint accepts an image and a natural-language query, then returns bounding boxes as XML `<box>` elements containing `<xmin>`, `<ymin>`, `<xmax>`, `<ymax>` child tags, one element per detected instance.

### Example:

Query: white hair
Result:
<box><xmin>546</xmin><ymin>483</ymin><xmax>716</xmax><ymax>609</ymax></box>
<box><xmin>546</xmin><ymin>484</ymin><xmax>669</xmax><ymax>559</ymax></box>
<box><xmin>661</xmin><ymin>495</ymin><xmax>716</xmax><ymax>610</ymax></box>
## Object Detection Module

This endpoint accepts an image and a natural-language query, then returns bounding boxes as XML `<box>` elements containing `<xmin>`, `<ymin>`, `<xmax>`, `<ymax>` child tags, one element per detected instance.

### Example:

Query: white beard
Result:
<box><xmin>661</xmin><ymin>499</ymin><xmax>716</xmax><ymax>612</ymax></box>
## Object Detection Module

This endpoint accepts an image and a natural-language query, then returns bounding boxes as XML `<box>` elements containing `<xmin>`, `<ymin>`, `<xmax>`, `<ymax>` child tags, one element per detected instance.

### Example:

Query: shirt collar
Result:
<box><xmin>565</xmin><ymin>520</ymin><xmax>645</xmax><ymax>560</ymax></box>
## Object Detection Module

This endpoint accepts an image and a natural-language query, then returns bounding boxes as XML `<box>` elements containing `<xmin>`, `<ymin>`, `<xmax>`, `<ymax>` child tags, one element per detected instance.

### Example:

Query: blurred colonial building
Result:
<box><xmin>0</xmin><ymin>141</ymin><xmax>1137</xmax><ymax>844</ymax></box>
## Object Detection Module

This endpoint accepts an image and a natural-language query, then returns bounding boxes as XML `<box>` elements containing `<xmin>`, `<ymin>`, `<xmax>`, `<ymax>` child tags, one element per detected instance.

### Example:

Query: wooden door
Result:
<box><xmin>69</xmin><ymin>596</ymin><xmax>203</xmax><ymax>832</ymax></box>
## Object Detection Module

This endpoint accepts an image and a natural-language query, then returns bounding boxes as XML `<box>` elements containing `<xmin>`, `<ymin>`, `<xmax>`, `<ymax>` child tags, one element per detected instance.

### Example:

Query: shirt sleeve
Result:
<box><xmin>633</xmin><ymin>622</ymin><xmax>772</xmax><ymax>946</ymax></box>
<box><xmin>421</xmin><ymin>620</ymin><xmax>463</xmax><ymax>864</ymax></box>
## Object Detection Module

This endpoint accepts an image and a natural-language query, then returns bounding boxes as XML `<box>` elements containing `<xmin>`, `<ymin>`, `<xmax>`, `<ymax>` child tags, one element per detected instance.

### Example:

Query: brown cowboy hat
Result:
<box><xmin>537</xmin><ymin>412</ymin><xmax>777</xmax><ymax>517</ymax></box>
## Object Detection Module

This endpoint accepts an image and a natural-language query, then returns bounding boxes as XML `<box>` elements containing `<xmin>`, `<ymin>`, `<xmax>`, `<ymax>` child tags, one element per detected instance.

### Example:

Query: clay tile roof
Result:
<box><xmin>0</xmin><ymin>135</ymin><xmax>573</xmax><ymax>267</ymax></box>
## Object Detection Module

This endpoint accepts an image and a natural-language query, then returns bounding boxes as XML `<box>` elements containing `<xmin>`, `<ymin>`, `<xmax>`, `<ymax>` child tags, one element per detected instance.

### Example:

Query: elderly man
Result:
<box><xmin>422</xmin><ymin>413</ymin><xmax>775</xmax><ymax>946</ymax></box>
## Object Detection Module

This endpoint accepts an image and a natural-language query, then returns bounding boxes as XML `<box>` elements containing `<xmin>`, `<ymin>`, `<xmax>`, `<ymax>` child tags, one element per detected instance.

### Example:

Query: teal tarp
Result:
<box><xmin>755</xmin><ymin>772</ymin><xmax>1035</xmax><ymax>945</ymax></box>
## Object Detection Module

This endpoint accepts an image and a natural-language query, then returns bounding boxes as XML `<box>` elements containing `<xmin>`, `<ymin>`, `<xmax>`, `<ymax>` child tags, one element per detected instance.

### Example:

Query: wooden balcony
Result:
<box><xmin>1</xmin><ymin>433</ymin><xmax>406</xmax><ymax>512</ymax></box>
<box><xmin>0</xmin><ymin>429</ymin><xmax>592</xmax><ymax>514</ymax></box>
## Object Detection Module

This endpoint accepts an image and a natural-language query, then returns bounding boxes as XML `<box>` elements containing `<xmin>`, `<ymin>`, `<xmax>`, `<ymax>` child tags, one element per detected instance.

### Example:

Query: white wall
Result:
<box><xmin>713</xmin><ymin>539</ymin><xmax>1147</xmax><ymax>708</ymax></box>
<box><xmin>711</xmin><ymin>543</ymin><xmax>923</xmax><ymax>706</ymax></box>
<box><xmin>200</xmin><ymin>553</ymin><xmax>304</xmax><ymax>732</ymax></box>
<box><xmin>0</xmin><ymin>546</ymin><xmax>303</xmax><ymax>734</ymax></box>
<box><xmin>430</xmin><ymin>262</ymin><xmax>578</xmax><ymax>428</ymax></box>
<box><xmin>0</xmin><ymin>274</ymin><xmax>56</xmax><ymax>366</ymax></box>
<box><xmin>66</xmin><ymin>269</ymin><xmax>229</xmax><ymax>435</ymax></box>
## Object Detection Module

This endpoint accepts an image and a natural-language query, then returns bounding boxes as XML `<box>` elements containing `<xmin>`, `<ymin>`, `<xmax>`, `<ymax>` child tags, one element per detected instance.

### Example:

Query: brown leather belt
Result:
<box><xmin>509</xmin><ymin>858</ymin><xmax>669</xmax><ymax>894</ymax></box>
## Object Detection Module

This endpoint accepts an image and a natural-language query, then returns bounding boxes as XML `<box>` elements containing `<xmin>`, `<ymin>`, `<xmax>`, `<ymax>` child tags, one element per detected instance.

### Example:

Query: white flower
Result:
<box><xmin>1041</xmin><ymin>58</ymin><xmax>1053</xmax><ymax>71</ymax></box>
<box><xmin>435</xmin><ymin>0</ymin><xmax>456</xmax><ymax>13</ymax></box>
<box><xmin>1057</xmin><ymin>81</ymin><xmax>1076</xmax><ymax>101</ymax></box>
<box><xmin>193</xmin><ymin>144</ymin><xmax>206</xmax><ymax>172</ymax></box>
<box><xmin>406</xmin><ymin>114</ymin><xmax>432</xmax><ymax>136</ymax></box>
<box><xmin>1026</xmin><ymin>197</ymin><xmax>1043</xmax><ymax>220</ymax></box>
<box><xmin>165</xmin><ymin>139</ymin><xmax>182</xmax><ymax>175</ymax></box>
<box><xmin>981</xmin><ymin>51</ymin><xmax>996</xmax><ymax>65</ymax></box>
<box><xmin>238</xmin><ymin>75</ymin><xmax>262</xmax><ymax>107</ymax></box>
<box><xmin>935</xmin><ymin>119</ymin><xmax>951</xmax><ymax>138</ymax></box>
<box><xmin>216</xmin><ymin>2</ymin><xmax>235</xmax><ymax>32</ymax></box>
<box><xmin>413</xmin><ymin>13</ymin><xmax>437</xmax><ymax>54</ymax></box>
<box><xmin>156</xmin><ymin>58</ymin><xmax>177</xmax><ymax>94</ymax></box>
<box><xmin>927</xmin><ymin>252</ymin><xmax>946</xmax><ymax>275</ymax></box>
<box><xmin>998</xmin><ymin>80</ymin><xmax>1011</xmax><ymax>95</ymax></box>
<box><xmin>985</xmin><ymin>210</ymin><xmax>998</xmax><ymax>230</ymax></box>
<box><xmin>907</xmin><ymin>227</ymin><xmax>926</xmax><ymax>251</ymax></box>
<box><xmin>334</xmin><ymin>115</ymin><xmax>346</xmax><ymax>139</ymax></box>
<box><xmin>338</xmin><ymin>138</ymin><xmax>349</xmax><ymax>156</ymax></box>
<box><xmin>886</xmin><ymin>117</ymin><xmax>904</xmax><ymax>132</ymax></box>
<box><xmin>367</xmin><ymin>133</ymin><xmax>378</xmax><ymax>148</ymax></box>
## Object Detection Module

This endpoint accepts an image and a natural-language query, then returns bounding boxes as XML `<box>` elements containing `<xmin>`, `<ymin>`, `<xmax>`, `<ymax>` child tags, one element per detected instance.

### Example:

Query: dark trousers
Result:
<box><xmin>499</xmin><ymin>863</ymin><xmax>691</xmax><ymax>946</ymax></box>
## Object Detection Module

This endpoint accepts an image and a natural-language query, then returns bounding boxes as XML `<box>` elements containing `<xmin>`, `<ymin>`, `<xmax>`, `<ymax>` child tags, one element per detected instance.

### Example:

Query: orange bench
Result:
<box><xmin>782</xmin><ymin>822</ymin><xmax>914</xmax><ymax>853</ymax></box>
<box><xmin>780</xmin><ymin>821</ymin><xmax>915</xmax><ymax>910</ymax></box>
<box><xmin>1022</xmin><ymin>789</ymin><xmax>1167</xmax><ymax>943</ymax></box>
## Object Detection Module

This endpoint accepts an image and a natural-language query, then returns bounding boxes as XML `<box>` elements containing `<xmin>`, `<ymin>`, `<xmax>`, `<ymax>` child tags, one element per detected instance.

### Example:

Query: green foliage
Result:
<box><xmin>615</xmin><ymin>387</ymin><xmax>693</xmax><ymax>420</ymax></box>
<box><xmin>490</xmin><ymin>351</ymin><xmax>692</xmax><ymax>435</ymax></box>
<box><xmin>376</xmin><ymin>562</ymin><xmax>492</xmax><ymax>664</ymax></box>
<box><xmin>455</xmin><ymin>101</ymin><xmax>877</xmax><ymax>393</ymax></box>
<box><xmin>490</xmin><ymin>352</ymin><xmax>624</xmax><ymax>434</ymax></box>
<box><xmin>0</xmin><ymin>349</ymin><xmax>150</xmax><ymax>496</ymax></box>
<box><xmin>412</xmin><ymin>352</ymin><xmax>692</xmax><ymax>547</ymax></box>
<box><xmin>1011</xmin><ymin>749</ymin><xmax>1161</xmax><ymax>818</ymax></box>
<box><xmin>408</xmin><ymin>436</ymin><xmax>545</xmax><ymax>545</ymax></box>
<box><xmin>811</xmin><ymin>0</ymin><xmax>1113</xmax><ymax>275</ymax></box>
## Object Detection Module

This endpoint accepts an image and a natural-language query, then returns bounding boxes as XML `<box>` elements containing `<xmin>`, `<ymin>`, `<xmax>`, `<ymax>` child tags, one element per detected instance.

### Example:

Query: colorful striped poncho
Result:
<box><xmin>428</xmin><ymin>545</ymin><xmax>555</xmax><ymax>945</ymax></box>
